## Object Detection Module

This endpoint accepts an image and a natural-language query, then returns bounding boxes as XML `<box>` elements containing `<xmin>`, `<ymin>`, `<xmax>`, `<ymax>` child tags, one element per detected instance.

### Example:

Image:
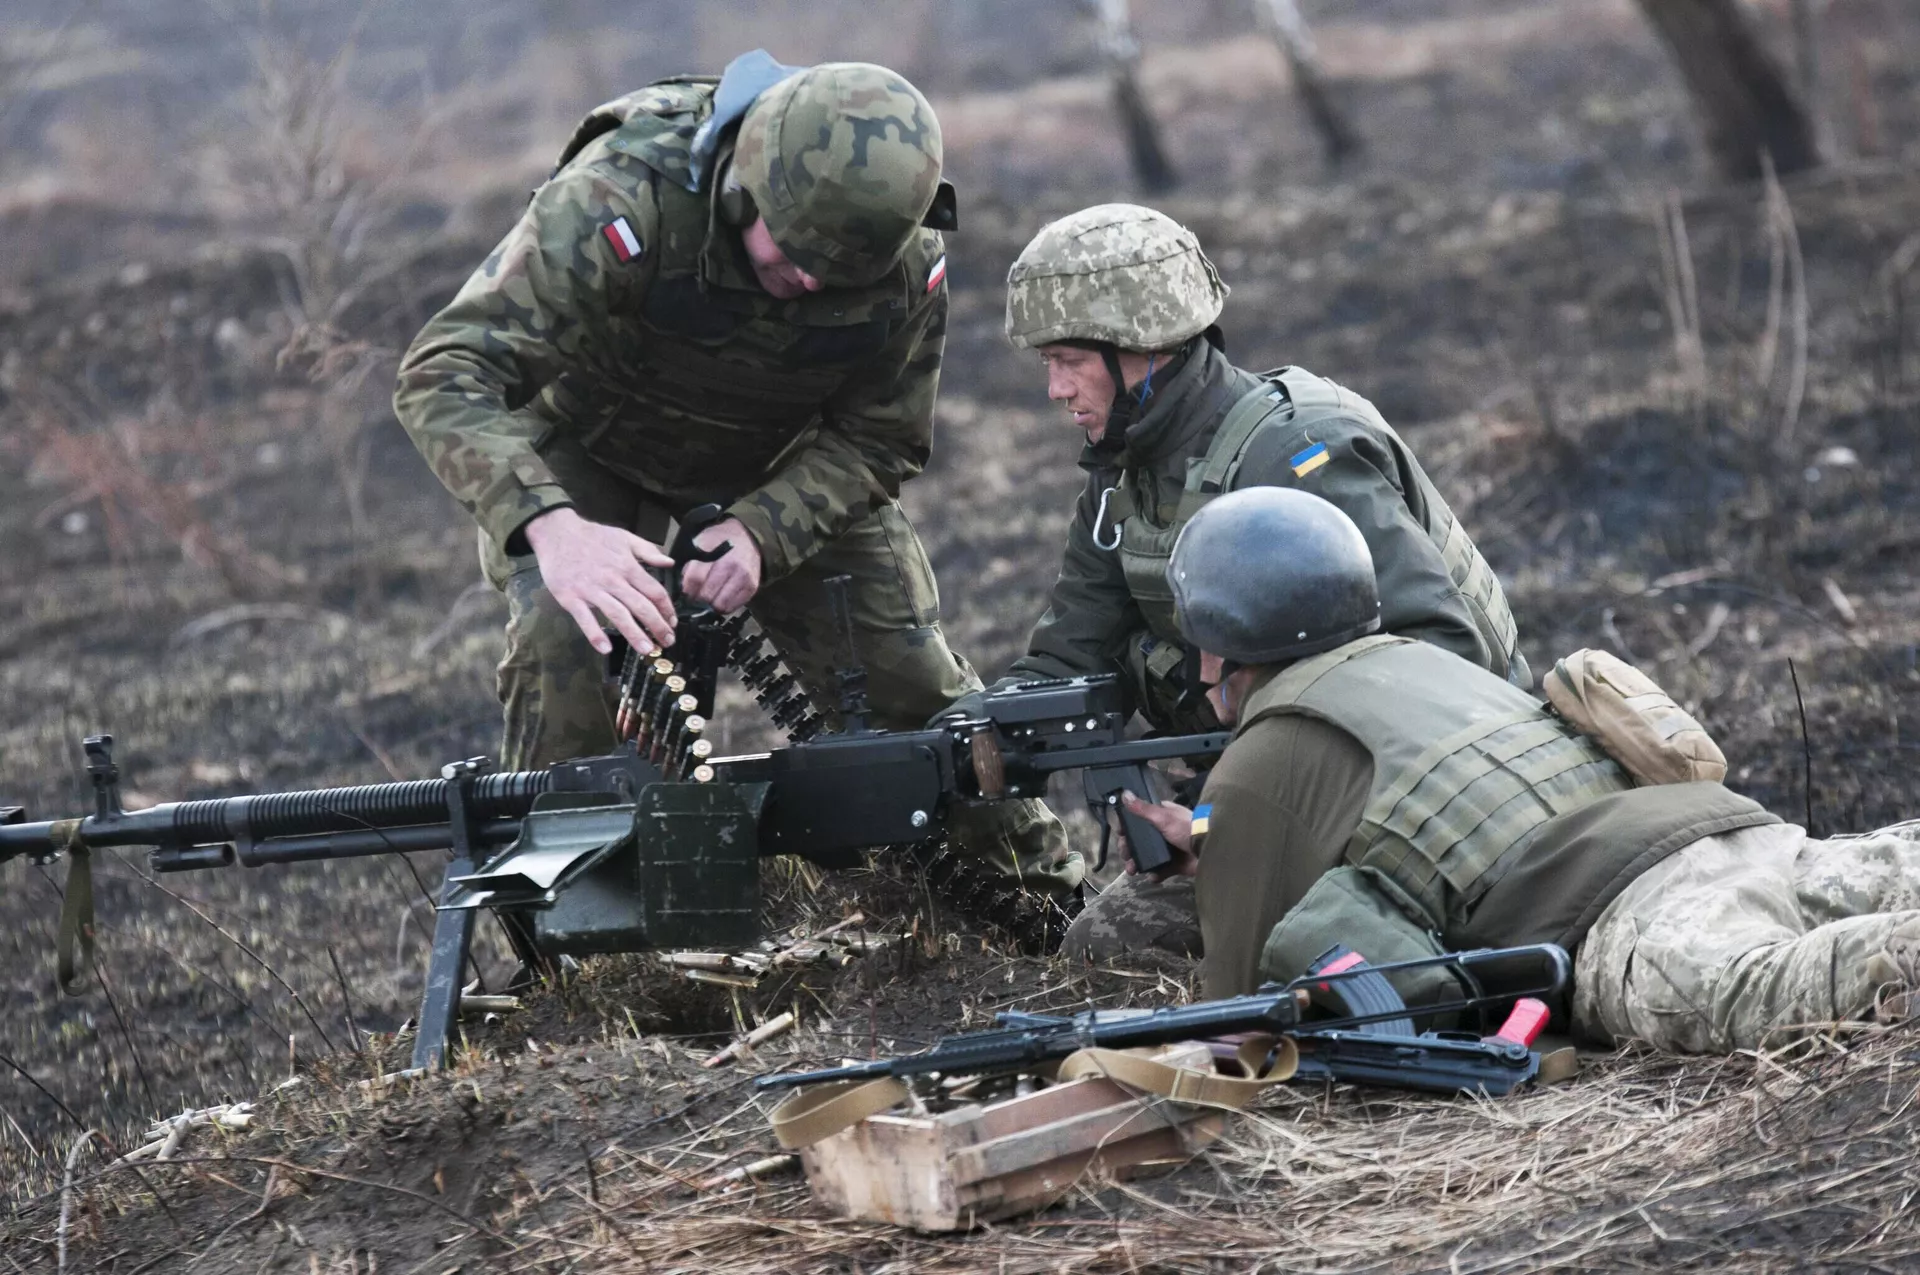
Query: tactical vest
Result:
<box><xmin>1106</xmin><ymin>367</ymin><xmax>1525</xmax><ymax>683</ymax></box>
<box><xmin>1239</xmin><ymin>636</ymin><xmax>1633</xmax><ymax>932</ymax></box>
<box><xmin>531</xmin><ymin>83</ymin><xmax>927</xmax><ymax>498</ymax></box>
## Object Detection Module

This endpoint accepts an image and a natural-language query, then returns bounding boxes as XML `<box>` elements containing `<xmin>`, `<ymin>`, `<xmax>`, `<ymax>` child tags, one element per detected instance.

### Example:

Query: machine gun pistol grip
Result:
<box><xmin>1084</xmin><ymin>763</ymin><xmax>1173</xmax><ymax>875</ymax></box>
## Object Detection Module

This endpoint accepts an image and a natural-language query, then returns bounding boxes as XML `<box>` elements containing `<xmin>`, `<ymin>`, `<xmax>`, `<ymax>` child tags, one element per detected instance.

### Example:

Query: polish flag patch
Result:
<box><xmin>602</xmin><ymin>216</ymin><xmax>643</xmax><ymax>263</ymax></box>
<box><xmin>926</xmin><ymin>254</ymin><xmax>947</xmax><ymax>293</ymax></box>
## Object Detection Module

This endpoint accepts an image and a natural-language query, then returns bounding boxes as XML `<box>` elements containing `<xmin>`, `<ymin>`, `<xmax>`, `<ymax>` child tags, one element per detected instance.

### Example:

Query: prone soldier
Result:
<box><xmin>1116</xmin><ymin>487</ymin><xmax>1920</xmax><ymax>1054</ymax></box>
<box><xmin>984</xmin><ymin>204</ymin><xmax>1526</xmax><ymax>956</ymax></box>
<box><xmin>394</xmin><ymin>51</ymin><xmax>1081</xmax><ymax>898</ymax></box>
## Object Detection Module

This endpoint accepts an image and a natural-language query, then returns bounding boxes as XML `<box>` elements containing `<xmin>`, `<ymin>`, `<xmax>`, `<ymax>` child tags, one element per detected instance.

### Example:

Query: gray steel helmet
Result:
<box><xmin>1167</xmin><ymin>488</ymin><xmax>1382</xmax><ymax>665</ymax></box>
<box><xmin>1005</xmin><ymin>203</ymin><xmax>1227</xmax><ymax>351</ymax></box>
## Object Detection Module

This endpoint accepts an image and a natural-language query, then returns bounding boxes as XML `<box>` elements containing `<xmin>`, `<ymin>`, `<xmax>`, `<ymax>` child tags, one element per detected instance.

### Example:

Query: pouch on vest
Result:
<box><xmin>1123</xmin><ymin>633</ymin><xmax>1221</xmax><ymax>736</ymax></box>
<box><xmin>1258</xmin><ymin>865</ymin><xmax>1457</xmax><ymax>1012</ymax></box>
<box><xmin>1543</xmin><ymin>649</ymin><xmax>1727</xmax><ymax>786</ymax></box>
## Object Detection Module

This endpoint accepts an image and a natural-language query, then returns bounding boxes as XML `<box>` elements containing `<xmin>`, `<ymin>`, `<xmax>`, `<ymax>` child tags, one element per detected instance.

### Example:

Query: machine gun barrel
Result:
<box><xmin>0</xmin><ymin>771</ymin><xmax>550</xmax><ymax>860</ymax></box>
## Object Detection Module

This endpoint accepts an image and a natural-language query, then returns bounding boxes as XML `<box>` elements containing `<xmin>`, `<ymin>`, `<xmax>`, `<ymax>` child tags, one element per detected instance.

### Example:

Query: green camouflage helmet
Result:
<box><xmin>1005</xmin><ymin>204</ymin><xmax>1228</xmax><ymax>351</ymax></box>
<box><xmin>732</xmin><ymin>62</ymin><xmax>943</xmax><ymax>288</ymax></box>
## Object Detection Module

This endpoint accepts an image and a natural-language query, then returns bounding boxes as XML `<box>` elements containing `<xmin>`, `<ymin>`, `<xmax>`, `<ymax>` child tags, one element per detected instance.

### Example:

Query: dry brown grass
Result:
<box><xmin>5</xmin><ymin>5</ymin><xmax>1920</xmax><ymax>1268</ymax></box>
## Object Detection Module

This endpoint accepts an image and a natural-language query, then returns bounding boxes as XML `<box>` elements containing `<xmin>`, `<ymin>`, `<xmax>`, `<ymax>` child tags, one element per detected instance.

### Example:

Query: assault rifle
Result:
<box><xmin>0</xmin><ymin>670</ymin><xmax>1222</xmax><ymax>1070</ymax></box>
<box><xmin>758</xmin><ymin>943</ymin><xmax>1572</xmax><ymax>1098</ymax></box>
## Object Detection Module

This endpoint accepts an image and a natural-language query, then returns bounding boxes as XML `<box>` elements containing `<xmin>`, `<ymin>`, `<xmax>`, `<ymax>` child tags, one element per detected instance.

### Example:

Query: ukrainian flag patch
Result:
<box><xmin>1190</xmin><ymin>804</ymin><xmax>1212</xmax><ymax>838</ymax></box>
<box><xmin>1289</xmin><ymin>441</ymin><xmax>1330</xmax><ymax>477</ymax></box>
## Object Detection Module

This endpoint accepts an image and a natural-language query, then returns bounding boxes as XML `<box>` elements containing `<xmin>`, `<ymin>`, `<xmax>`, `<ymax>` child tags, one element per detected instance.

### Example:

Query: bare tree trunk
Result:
<box><xmin>1253</xmin><ymin>0</ymin><xmax>1362</xmax><ymax>165</ymax></box>
<box><xmin>1089</xmin><ymin>0</ymin><xmax>1179</xmax><ymax>192</ymax></box>
<box><xmin>1635</xmin><ymin>0</ymin><xmax>1821</xmax><ymax>180</ymax></box>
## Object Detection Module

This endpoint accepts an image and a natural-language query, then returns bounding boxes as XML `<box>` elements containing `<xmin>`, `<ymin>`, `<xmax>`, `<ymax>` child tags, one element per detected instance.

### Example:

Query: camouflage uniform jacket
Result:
<box><xmin>1193</xmin><ymin>640</ymin><xmax>1777</xmax><ymax>999</ymax></box>
<box><xmin>393</xmin><ymin>76</ymin><xmax>949</xmax><ymax>580</ymax></box>
<box><xmin>1007</xmin><ymin>338</ymin><xmax>1524</xmax><ymax>729</ymax></box>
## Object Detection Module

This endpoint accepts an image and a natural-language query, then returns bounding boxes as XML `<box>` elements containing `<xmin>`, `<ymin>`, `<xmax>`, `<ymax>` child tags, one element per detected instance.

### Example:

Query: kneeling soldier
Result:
<box><xmin>395</xmin><ymin>52</ymin><xmax>1080</xmax><ymax>898</ymax></box>
<box><xmin>990</xmin><ymin>204</ymin><xmax>1525</xmax><ymax>956</ymax></box>
<box><xmin>1118</xmin><ymin>486</ymin><xmax>1920</xmax><ymax>1054</ymax></box>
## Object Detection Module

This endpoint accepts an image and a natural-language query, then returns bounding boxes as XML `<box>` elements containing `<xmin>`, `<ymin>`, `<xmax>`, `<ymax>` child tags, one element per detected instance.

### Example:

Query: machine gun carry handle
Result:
<box><xmin>668</xmin><ymin>503</ymin><xmax>732</xmax><ymax>577</ymax></box>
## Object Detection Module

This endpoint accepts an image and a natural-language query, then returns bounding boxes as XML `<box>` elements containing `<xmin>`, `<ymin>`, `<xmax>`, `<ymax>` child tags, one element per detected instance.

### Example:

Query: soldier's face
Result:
<box><xmin>743</xmin><ymin>217</ymin><xmax>825</xmax><ymax>299</ymax></box>
<box><xmin>1200</xmin><ymin>650</ymin><xmax>1254</xmax><ymax>726</ymax></box>
<box><xmin>1038</xmin><ymin>345</ymin><xmax>1154</xmax><ymax>443</ymax></box>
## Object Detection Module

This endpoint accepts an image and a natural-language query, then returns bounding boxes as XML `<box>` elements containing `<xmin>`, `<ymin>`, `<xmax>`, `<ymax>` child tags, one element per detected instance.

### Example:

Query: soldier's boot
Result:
<box><xmin>1060</xmin><ymin>871</ymin><xmax>1203</xmax><ymax>962</ymax></box>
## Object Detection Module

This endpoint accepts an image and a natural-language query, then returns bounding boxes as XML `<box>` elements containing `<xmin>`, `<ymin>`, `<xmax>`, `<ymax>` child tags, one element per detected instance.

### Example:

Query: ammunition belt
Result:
<box><xmin>614</xmin><ymin>612</ymin><xmax>1078</xmax><ymax>953</ymax></box>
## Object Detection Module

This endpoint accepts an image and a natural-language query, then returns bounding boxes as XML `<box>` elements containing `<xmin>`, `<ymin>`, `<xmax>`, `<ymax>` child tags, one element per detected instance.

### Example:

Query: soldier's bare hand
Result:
<box><xmin>522</xmin><ymin>507</ymin><xmax>677</xmax><ymax>656</ymax></box>
<box><xmin>679</xmin><ymin>517</ymin><xmax>763</xmax><ymax>614</ymax></box>
<box><xmin>1114</xmin><ymin>791</ymin><xmax>1199</xmax><ymax>879</ymax></box>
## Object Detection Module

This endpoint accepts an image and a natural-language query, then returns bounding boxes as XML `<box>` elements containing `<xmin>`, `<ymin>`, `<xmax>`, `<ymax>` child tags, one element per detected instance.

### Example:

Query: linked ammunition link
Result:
<box><xmin>724</xmin><ymin>622</ymin><xmax>825</xmax><ymax>742</ymax></box>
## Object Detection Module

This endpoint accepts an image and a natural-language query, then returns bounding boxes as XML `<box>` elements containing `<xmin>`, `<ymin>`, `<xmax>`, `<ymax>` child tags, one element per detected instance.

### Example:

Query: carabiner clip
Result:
<box><xmin>1092</xmin><ymin>485</ymin><xmax>1122</xmax><ymax>551</ymax></box>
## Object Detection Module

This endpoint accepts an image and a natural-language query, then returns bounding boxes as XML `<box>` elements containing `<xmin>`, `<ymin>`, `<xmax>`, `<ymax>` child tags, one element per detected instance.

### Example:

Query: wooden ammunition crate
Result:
<box><xmin>799</xmin><ymin>1042</ymin><xmax>1224</xmax><ymax>1231</ymax></box>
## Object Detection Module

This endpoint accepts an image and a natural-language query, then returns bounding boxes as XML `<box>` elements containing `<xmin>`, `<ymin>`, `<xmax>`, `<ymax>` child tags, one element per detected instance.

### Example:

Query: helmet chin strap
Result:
<box><xmin>1175</xmin><ymin>644</ymin><xmax>1239</xmax><ymax>715</ymax></box>
<box><xmin>1178</xmin><ymin>646</ymin><xmax>1244</xmax><ymax>718</ymax></box>
<box><xmin>1095</xmin><ymin>344</ymin><xmax>1158</xmax><ymax>445</ymax></box>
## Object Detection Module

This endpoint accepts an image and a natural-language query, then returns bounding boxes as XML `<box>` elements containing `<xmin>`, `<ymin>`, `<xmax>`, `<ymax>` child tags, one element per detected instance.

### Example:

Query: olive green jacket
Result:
<box><xmin>392</xmin><ymin>75</ymin><xmax>949</xmax><ymax>580</ymax></box>
<box><xmin>1006</xmin><ymin>340</ymin><xmax>1523</xmax><ymax>729</ymax></box>
<box><xmin>1194</xmin><ymin>643</ymin><xmax>1779</xmax><ymax>999</ymax></box>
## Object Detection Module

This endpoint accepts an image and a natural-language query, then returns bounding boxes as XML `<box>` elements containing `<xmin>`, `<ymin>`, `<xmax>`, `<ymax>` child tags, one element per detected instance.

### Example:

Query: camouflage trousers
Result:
<box><xmin>1574</xmin><ymin>819</ymin><xmax>1920</xmax><ymax>1053</ymax></box>
<box><xmin>1061</xmin><ymin>871</ymin><xmax>1204</xmax><ymax>960</ymax></box>
<box><xmin>480</xmin><ymin>437</ymin><xmax>1081</xmax><ymax>895</ymax></box>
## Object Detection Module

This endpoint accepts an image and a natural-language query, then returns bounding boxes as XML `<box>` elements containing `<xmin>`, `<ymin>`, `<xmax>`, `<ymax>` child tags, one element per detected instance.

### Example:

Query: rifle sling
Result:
<box><xmin>767</xmin><ymin>1038</ymin><xmax>1299</xmax><ymax>1150</ymax></box>
<box><xmin>56</xmin><ymin>843</ymin><xmax>95</xmax><ymax>997</ymax></box>
<box><xmin>1055</xmin><ymin>1036</ymin><xmax>1298</xmax><ymax>1109</ymax></box>
<box><xmin>770</xmin><ymin>1076</ymin><xmax>911</xmax><ymax>1149</ymax></box>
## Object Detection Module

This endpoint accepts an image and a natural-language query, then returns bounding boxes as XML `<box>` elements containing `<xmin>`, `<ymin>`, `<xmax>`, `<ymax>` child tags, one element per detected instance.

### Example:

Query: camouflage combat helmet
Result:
<box><xmin>1169</xmin><ymin>488</ymin><xmax>1381</xmax><ymax>666</ymax></box>
<box><xmin>732</xmin><ymin>62</ymin><xmax>946</xmax><ymax>288</ymax></box>
<box><xmin>1005</xmin><ymin>204</ymin><xmax>1228</xmax><ymax>351</ymax></box>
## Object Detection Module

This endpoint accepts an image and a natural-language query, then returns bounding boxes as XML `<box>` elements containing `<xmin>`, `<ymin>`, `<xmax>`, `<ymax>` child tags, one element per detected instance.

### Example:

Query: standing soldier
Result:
<box><xmin>991</xmin><ymin>203</ymin><xmax>1527</xmax><ymax>958</ymax></box>
<box><xmin>394</xmin><ymin>51</ymin><xmax>1081</xmax><ymax>902</ymax></box>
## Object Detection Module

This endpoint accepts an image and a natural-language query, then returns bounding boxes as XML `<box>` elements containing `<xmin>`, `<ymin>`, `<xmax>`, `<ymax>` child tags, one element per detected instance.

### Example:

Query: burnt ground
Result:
<box><xmin>5</xmin><ymin>0</ymin><xmax>1920</xmax><ymax>1270</ymax></box>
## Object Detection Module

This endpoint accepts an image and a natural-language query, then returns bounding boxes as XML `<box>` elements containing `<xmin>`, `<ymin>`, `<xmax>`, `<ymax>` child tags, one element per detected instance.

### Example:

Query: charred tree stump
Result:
<box><xmin>1089</xmin><ymin>0</ymin><xmax>1178</xmax><ymax>193</ymax></box>
<box><xmin>1254</xmin><ymin>0</ymin><xmax>1363</xmax><ymax>166</ymax></box>
<box><xmin>1635</xmin><ymin>0</ymin><xmax>1822</xmax><ymax>180</ymax></box>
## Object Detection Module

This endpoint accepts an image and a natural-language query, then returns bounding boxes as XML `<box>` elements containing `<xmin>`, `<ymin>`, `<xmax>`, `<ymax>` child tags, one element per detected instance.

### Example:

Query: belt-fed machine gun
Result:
<box><xmin>2</xmin><ymin>589</ymin><xmax>1224</xmax><ymax>1072</ymax></box>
